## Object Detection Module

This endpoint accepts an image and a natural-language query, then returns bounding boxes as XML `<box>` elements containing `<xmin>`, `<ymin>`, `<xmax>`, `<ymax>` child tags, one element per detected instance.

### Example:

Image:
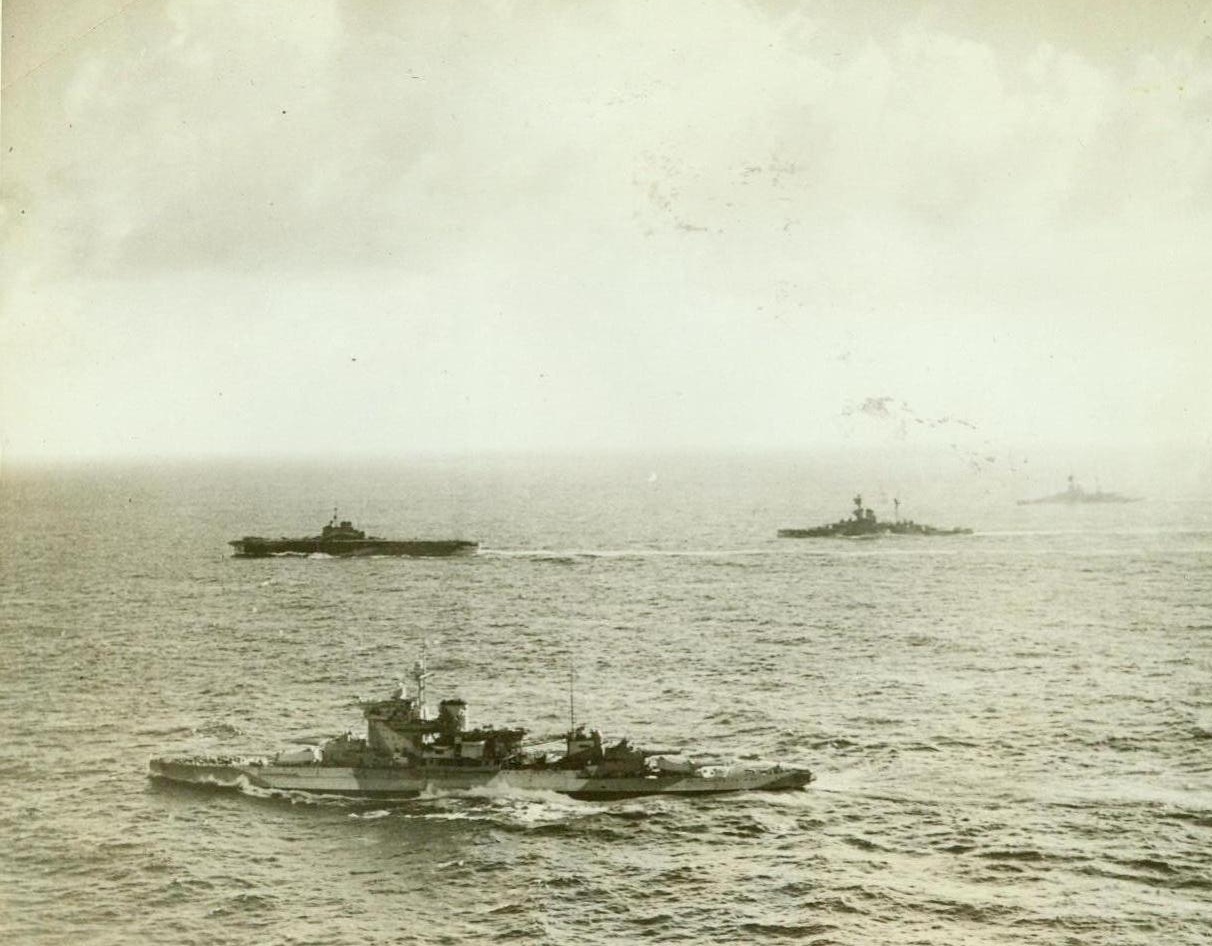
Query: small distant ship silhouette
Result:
<box><xmin>1017</xmin><ymin>475</ymin><xmax>1141</xmax><ymax>506</ymax></box>
<box><xmin>778</xmin><ymin>494</ymin><xmax>972</xmax><ymax>539</ymax></box>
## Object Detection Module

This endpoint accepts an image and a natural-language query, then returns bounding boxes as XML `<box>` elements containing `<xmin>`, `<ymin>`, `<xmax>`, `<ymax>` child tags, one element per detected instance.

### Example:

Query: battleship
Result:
<box><xmin>1017</xmin><ymin>475</ymin><xmax>1141</xmax><ymax>505</ymax></box>
<box><xmin>149</xmin><ymin>656</ymin><xmax>813</xmax><ymax>800</ymax></box>
<box><xmin>779</xmin><ymin>494</ymin><xmax>973</xmax><ymax>539</ymax></box>
<box><xmin>229</xmin><ymin>512</ymin><xmax>478</xmax><ymax>558</ymax></box>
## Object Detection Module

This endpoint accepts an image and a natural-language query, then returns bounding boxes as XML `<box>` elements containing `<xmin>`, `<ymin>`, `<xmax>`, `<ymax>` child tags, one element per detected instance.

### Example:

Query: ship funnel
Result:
<box><xmin>438</xmin><ymin>699</ymin><xmax>466</xmax><ymax>736</ymax></box>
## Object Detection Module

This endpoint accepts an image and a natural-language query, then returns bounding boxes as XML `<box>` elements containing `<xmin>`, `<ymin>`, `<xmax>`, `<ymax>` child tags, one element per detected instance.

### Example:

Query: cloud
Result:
<box><xmin>6</xmin><ymin>0</ymin><xmax>1211</xmax><ymax>286</ymax></box>
<box><xmin>2</xmin><ymin>0</ymin><xmax>1211</xmax><ymax>459</ymax></box>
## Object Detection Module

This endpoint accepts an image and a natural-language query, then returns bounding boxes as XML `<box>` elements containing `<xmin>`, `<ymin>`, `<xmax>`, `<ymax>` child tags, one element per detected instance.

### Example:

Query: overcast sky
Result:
<box><xmin>3</xmin><ymin>1</ymin><xmax>1211</xmax><ymax>464</ymax></box>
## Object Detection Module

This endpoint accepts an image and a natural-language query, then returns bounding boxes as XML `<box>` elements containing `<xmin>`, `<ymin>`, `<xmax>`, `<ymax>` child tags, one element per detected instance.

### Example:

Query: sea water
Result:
<box><xmin>1</xmin><ymin>455</ymin><xmax>1209</xmax><ymax>945</ymax></box>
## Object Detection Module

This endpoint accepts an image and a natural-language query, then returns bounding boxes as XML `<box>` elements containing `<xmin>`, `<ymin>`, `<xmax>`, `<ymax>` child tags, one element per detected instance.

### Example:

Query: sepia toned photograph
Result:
<box><xmin>2</xmin><ymin>2</ymin><xmax>1209</xmax><ymax>944</ymax></box>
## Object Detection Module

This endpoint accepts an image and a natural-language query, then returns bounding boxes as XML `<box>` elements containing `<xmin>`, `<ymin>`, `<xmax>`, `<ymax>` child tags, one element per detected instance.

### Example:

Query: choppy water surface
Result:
<box><xmin>1</xmin><ymin>458</ymin><xmax>1210</xmax><ymax>945</ymax></box>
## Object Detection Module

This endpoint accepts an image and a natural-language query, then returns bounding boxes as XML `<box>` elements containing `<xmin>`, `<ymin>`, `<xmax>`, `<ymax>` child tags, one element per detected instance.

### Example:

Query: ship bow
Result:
<box><xmin>149</xmin><ymin>756</ymin><xmax>267</xmax><ymax>789</ymax></box>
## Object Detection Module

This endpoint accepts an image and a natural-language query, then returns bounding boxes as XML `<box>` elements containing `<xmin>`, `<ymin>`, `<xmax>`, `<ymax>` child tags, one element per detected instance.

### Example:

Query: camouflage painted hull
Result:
<box><xmin>149</xmin><ymin>757</ymin><xmax>813</xmax><ymax>800</ymax></box>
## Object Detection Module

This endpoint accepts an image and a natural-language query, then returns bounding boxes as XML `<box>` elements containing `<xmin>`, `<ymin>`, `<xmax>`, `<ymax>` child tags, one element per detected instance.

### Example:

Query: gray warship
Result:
<box><xmin>1017</xmin><ymin>475</ymin><xmax>1141</xmax><ymax>505</ymax></box>
<box><xmin>229</xmin><ymin>512</ymin><xmax>478</xmax><ymax>558</ymax></box>
<box><xmin>779</xmin><ymin>494</ymin><xmax>973</xmax><ymax>539</ymax></box>
<box><xmin>149</xmin><ymin>656</ymin><xmax>813</xmax><ymax>800</ymax></box>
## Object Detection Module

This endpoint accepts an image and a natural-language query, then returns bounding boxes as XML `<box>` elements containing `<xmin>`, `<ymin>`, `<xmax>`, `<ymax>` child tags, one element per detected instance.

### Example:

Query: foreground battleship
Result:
<box><xmin>149</xmin><ymin>658</ymin><xmax>813</xmax><ymax>800</ymax></box>
<box><xmin>779</xmin><ymin>494</ymin><xmax>972</xmax><ymax>539</ymax></box>
<box><xmin>1017</xmin><ymin>475</ymin><xmax>1141</xmax><ymax>505</ymax></box>
<box><xmin>229</xmin><ymin>513</ymin><xmax>478</xmax><ymax>558</ymax></box>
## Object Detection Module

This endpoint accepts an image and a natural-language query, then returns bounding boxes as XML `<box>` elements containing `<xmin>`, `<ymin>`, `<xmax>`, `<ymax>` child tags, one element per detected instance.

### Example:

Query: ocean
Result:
<box><xmin>1</xmin><ymin>454</ymin><xmax>1209</xmax><ymax>945</ymax></box>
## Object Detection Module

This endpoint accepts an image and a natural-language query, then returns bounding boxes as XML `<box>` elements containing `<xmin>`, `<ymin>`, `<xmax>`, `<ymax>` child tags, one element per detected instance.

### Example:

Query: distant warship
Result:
<box><xmin>149</xmin><ymin>654</ymin><xmax>813</xmax><ymax>800</ymax></box>
<box><xmin>1017</xmin><ymin>475</ymin><xmax>1141</xmax><ymax>506</ymax></box>
<box><xmin>229</xmin><ymin>512</ymin><xmax>478</xmax><ymax>558</ymax></box>
<box><xmin>778</xmin><ymin>494</ymin><xmax>973</xmax><ymax>539</ymax></box>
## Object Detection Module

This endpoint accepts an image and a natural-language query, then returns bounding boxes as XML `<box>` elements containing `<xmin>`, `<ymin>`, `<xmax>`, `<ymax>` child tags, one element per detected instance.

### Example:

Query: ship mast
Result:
<box><xmin>568</xmin><ymin>666</ymin><xmax>576</xmax><ymax>734</ymax></box>
<box><xmin>413</xmin><ymin>650</ymin><xmax>431</xmax><ymax>720</ymax></box>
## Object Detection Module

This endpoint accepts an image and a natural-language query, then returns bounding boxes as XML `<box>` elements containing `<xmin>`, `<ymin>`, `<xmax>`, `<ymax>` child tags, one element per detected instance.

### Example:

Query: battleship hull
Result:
<box><xmin>149</xmin><ymin>757</ymin><xmax>813</xmax><ymax>800</ymax></box>
<box><xmin>1016</xmin><ymin>494</ymin><xmax>1139</xmax><ymax>505</ymax></box>
<box><xmin>779</xmin><ymin>494</ymin><xmax>971</xmax><ymax>539</ymax></box>
<box><xmin>778</xmin><ymin>525</ymin><xmax>970</xmax><ymax>538</ymax></box>
<box><xmin>1017</xmin><ymin>477</ymin><xmax>1141</xmax><ymax>505</ymax></box>
<box><xmin>229</xmin><ymin>539</ymin><xmax>478</xmax><ymax>558</ymax></box>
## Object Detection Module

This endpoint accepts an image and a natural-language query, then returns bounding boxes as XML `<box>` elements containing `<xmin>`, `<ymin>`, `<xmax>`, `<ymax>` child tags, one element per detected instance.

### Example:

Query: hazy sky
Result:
<box><xmin>3</xmin><ymin>1</ymin><xmax>1211</xmax><ymax>463</ymax></box>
